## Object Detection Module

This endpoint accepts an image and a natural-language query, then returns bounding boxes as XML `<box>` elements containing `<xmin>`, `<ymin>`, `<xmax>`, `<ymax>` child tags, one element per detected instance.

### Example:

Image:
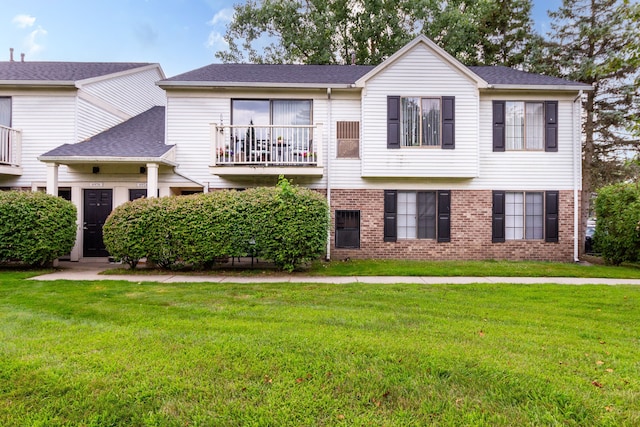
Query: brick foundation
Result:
<box><xmin>330</xmin><ymin>189</ymin><xmax>577</xmax><ymax>262</ymax></box>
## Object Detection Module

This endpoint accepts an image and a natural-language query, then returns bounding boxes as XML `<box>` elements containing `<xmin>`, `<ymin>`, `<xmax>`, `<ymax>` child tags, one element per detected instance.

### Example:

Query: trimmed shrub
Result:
<box><xmin>103</xmin><ymin>178</ymin><xmax>329</xmax><ymax>271</ymax></box>
<box><xmin>593</xmin><ymin>182</ymin><xmax>640</xmax><ymax>265</ymax></box>
<box><xmin>0</xmin><ymin>191</ymin><xmax>77</xmax><ymax>266</ymax></box>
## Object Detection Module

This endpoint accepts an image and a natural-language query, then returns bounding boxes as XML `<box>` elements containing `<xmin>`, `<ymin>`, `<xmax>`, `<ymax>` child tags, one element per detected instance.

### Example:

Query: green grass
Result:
<box><xmin>1</xmin><ymin>273</ymin><xmax>639</xmax><ymax>426</ymax></box>
<box><xmin>106</xmin><ymin>258</ymin><xmax>640</xmax><ymax>279</ymax></box>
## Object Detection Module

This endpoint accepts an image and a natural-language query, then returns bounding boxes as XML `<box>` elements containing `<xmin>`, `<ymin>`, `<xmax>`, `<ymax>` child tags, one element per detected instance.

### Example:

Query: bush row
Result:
<box><xmin>0</xmin><ymin>191</ymin><xmax>77</xmax><ymax>266</ymax></box>
<box><xmin>103</xmin><ymin>178</ymin><xmax>329</xmax><ymax>271</ymax></box>
<box><xmin>594</xmin><ymin>182</ymin><xmax>640</xmax><ymax>265</ymax></box>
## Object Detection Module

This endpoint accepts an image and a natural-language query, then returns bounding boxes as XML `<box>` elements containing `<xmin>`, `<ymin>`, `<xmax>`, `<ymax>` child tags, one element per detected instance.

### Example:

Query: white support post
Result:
<box><xmin>146</xmin><ymin>163</ymin><xmax>159</xmax><ymax>198</ymax></box>
<box><xmin>46</xmin><ymin>163</ymin><xmax>59</xmax><ymax>195</ymax></box>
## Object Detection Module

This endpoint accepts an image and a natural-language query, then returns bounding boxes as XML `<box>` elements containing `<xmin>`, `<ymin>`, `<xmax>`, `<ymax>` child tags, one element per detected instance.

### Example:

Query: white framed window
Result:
<box><xmin>505</xmin><ymin>101</ymin><xmax>544</xmax><ymax>150</ymax></box>
<box><xmin>397</xmin><ymin>191</ymin><xmax>437</xmax><ymax>239</ymax></box>
<box><xmin>505</xmin><ymin>192</ymin><xmax>544</xmax><ymax>240</ymax></box>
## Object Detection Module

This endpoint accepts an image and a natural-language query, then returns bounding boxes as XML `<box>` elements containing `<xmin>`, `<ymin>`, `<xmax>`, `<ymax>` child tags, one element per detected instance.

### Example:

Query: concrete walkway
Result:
<box><xmin>29</xmin><ymin>260</ymin><xmax>640</xmax><ymax>285</ymax></box>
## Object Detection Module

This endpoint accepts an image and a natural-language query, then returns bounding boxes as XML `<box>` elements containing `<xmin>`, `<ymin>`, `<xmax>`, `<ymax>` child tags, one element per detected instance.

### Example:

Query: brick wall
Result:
<box><xmin>331</xmin><ymin>189</ymin><xmax>578</xmax><ymax>262</ymax></box>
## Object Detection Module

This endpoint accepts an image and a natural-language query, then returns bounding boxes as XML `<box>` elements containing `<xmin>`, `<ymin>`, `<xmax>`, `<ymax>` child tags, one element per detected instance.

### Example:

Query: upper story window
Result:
<box><xmin>493</xmin><ymin>100</ymin><xmax>558</xmax><ymax>152</ymax></box>
<box><xmin>387</xmin><ymin>96</ymin><xmax>455</xmax><ymax>150</ymax></box>
<box><xmin>0</xmin><ymin>97</ymin><xmax>11</xmax><ymax>128</ymax></box>
<box><xmin>232</xmin><ymin>99</ymin><xmax>311</xmax><ymax>127</ymax></box>
<box><xmin>505</xmin><ymin>102</ymin><xmax>544</xmax><ymax>150</ymax></box>
<box><xmin>401</xmin><ymin>97</ymin><xmax>441</xmax><ymax>147</ymax></box>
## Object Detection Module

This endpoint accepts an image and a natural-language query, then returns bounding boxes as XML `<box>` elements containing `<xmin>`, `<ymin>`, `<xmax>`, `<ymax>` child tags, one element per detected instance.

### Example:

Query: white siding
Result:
<box><xmin>474</xmin><ymin>92</ymin><xmax>578</xmax><ymax>190</ymax></box>
<box><xmin>329</xmin><ymin>95</ymin><xmax>363</xmax><ymax>187</ymax></box>
<box><xmin>76</xmin><ymin>98</ymin><xmax>121</xmax><ymax>141</ymax></box>
<box><xmin>166</xmin><ymin>90</ymin><xmax>331</xmax><ymax>189</ymax></box>
<box><xmin>360</xmin><ymin>43</ymin><xmax>479</xmax><ymax>179</ymax></box>
<box><xmin>1</xmin><ymin>94</ymin><xmax>76</xmax><ymax>186</ymax></box>
<box><xmin>80</xmin><ymin>67</ymin><xmax>166</xmax><ymax>117</ymax></box>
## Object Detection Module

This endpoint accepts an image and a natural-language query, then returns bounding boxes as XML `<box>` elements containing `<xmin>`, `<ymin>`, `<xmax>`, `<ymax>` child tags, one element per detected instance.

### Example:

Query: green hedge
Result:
<box><xmin>593</xmin><ymin>182</ymin><xmax>640</xmax><ymax>265</ymax></box>
<box><xmin>0</xmin><ymin>191</ymin><xmax>77</xmax><ymax>266</ymax></box>
<box><xmin>103</xmin><ymin>178</ymin><xmax>329</xmax><ymax>271</ymax></box>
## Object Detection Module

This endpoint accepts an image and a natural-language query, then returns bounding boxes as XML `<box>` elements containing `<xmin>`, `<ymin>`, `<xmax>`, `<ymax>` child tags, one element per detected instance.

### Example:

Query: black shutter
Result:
<box><xmin>492</xmin><ymin>191</ymin><xmax>506</xmax><ymax>243</ymax></box>
<box><xmin>493</xmin><ymin>101</ymin><xmax>506</xmax><ymax>152</ymax></box>
<box><xmin>545</xmin><ymin>191</ymin><xmax>559</xmax><ymax>242</ymax></box>
<box><xmin>545</xmin><ymin>101</ymin><xmax>558</xmax><ymax>152</ymax></box>
<box><xmin>384</xmin><ymin>190</ymin><xmax>397</xmax><ymax>242</ymax></box>
<box><xmin>442</xmin><ymin>96</ymin><xmax>455</xmax><ymax>149</ymax></box>
<box><xmin>387</xmin><ymin>96</ymin><xmax>401</xmax><ymax>149</ymax></box>
<box><xmin>437</xmin><ymin>190</ymin><xmax>451</xmax><ymax>242</ymax></box>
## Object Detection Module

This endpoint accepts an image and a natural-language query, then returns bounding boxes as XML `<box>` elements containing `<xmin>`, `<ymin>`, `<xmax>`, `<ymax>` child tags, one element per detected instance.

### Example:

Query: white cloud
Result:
<box><xmin>25</xmin><ymin>26</ymin><xmax>47</xmax><ymax>56</ymax></box>
<box><xmin>208</xmin><ymin>8</ymin><xmax>234</xmax><ymax>26</ymax></box>
<box><xmin>206</xmin><ymin>31</ymin><xmax>227</xmax><ymax>50</ymax></box>
<box><xmin>12</xmin><ymin>14</ymin><xmax>36</xmax><ymax>28</ymax></box>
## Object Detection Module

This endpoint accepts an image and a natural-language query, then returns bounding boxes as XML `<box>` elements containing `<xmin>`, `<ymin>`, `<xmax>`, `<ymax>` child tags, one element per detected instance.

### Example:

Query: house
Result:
<box><xmin>1</xmin><ymin>35</ymin><xmax>592</xmax><ymax>263</ymax></box>
<box><xmin>158</xmin><ymin>35</ymin><xmax>591</xmax><ymax>262</ymax></box>
<box><xmin>0</xmin><ymin>57</ymin><xmax>173</xmax><ymax>261</ymax></box>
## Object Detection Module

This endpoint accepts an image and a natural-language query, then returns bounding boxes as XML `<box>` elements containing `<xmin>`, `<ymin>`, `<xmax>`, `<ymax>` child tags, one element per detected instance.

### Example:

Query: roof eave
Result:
<box><xmin>38</xmin><ymin>155</ymin><xmax>177</xmax><ymax>167</ymax></box>
<box><xmin>484</xmin><ymin>84</ymin><xmax>594</xmax><ymax>91</ymax></box>
<box><xmin>158</xmin><ymin>81</ymin><xmax>357</xmax><ymax>90</ymax></box>
<box><xmin>77</xmin><ymin>63</ymin><xmax>166</xmax><ymax>86</ymax></box>
<box><xmin>0</xmin><ymin>80</ymin><xmax>77</xmax><ymax>88</ymax></box>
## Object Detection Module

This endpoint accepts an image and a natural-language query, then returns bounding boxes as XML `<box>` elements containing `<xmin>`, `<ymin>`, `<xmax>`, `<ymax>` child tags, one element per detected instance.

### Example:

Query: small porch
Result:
<box><xmin>0</xmin><ymin>124</ymin><xmax>22</xmax><ymax>175</ymax></box>
<box><xmin>211</xmin><ymin>124</ymin><xmax>324</xmax><ymax>176</ymax></box>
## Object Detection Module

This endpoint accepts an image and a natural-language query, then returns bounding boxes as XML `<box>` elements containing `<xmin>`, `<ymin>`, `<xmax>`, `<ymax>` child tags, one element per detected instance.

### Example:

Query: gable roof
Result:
<box><xmin>39</xmin><ymin>106</ymin><xmax>175</xmax><ymax>164</ymax></box>
<box><xmin>160</xmin><ymin>35</ymin><xmax>591</xmax><ymax>91</ymax></box>
<box><xmin>355</xmin><ymin>35</ymin><xmax>488</xmax><ymax>88</ymax></box>
<box><xmin>0</xmin><ymin>61</ymin><xmax>159</xmax><ymax>86</ymax></box>
<box><xmin>160</xmin><ymin>64</ymin><xmax>375</xmax><ymax>88</ymax></box>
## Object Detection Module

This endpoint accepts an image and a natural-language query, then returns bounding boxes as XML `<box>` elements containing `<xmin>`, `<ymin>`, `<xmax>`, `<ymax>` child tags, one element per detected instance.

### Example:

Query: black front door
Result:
<box><xmin>83</xmin><ymin>189</ymin><xmax>112</xmax><ymax>257</ymax></box>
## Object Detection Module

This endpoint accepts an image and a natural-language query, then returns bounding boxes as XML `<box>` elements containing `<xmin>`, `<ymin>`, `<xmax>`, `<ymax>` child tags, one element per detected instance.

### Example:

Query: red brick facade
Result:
<box><xmin>330</xmin><ymin>189</ymin><xmax>578</xmax><ymax>262</ymax></box>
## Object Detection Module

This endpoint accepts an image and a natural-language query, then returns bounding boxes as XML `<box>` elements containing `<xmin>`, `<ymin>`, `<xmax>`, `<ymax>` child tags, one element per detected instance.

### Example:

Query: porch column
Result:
<box><xmin>45</xmin><ymin>162</ymin><xmax>59</xmax><ymax>195</ymax></box>
<box><xmin>146</xmin><ymin>163</ymin><xmax>159</xmax><ymax>198</ymax></box>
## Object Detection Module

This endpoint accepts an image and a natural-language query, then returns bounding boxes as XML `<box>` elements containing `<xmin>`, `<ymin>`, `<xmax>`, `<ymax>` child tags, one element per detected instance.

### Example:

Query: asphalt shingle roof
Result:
<box><xmin>164</xmin><ymin>64</ymin><xmax>376</xmax><ymax>85</ymax></box>
<box><xmin>467</xmin><ymin>65</ymin><xmax>590</xmax><ymax>87</ymax></box>
<box><xmin>0</xmin><ymin>61</ymin><xmax>153</xmax><ymax>82</ymax></box>
<box><xmin>41</xmin><ymin>106</ymin><xmax>171</xmax><ymax>158</ymax></box>
<box><xmin>162</xmin><ymin>63</ymin><xmax>589</xmax><ymax>88</ymax></box>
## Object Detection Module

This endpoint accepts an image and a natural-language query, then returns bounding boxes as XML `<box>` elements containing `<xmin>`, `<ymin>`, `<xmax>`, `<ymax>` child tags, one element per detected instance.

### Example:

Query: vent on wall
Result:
<box><xmin>337</xmin><ymin>121</ymin><xmax>360</xmax><ymax>159</ymax></box>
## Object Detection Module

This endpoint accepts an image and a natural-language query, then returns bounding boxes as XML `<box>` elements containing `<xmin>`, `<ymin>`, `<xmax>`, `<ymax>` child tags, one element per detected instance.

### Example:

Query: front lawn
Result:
<box><xmin>1</xmin><ymin>274</ymin><xmax>639</xmax><ymax>425</ymax></box>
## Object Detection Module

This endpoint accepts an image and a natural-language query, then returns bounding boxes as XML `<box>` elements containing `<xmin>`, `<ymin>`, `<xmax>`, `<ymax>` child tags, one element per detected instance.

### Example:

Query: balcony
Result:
<box><xmin>0</xmin><ymin>125</ymin><xmax>22</xmax><ymax>175</ymax></box>
<box><xmin>211</xmin><ymin>124</ymin><xmax>324</xmax><ymax>176</ymax></box>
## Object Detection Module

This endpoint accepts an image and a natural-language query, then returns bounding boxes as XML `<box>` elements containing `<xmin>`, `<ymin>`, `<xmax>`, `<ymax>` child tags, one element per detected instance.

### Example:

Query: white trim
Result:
<box><xmin>487</xmin><ymin>84</ymin><xmax>593</xmax><ymax>91</ymax></box>
<box><xmin>211</xmin><ymin>166</ymin><xmax>324</xmax><ymax>177</ymax></box>
<box><xmin>159</xmin><ymin>81</ymin><xmax>355</xmax><ymax>89</ymax></box>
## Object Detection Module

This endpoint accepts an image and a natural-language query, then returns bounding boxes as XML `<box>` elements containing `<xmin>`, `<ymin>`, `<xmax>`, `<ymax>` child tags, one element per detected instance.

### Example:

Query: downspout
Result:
<box><xmin>326</xmin><ymin>87</ymin><xmax>332</xmax><ymax>261</ymax></box>
<box><xmin>573</xmin><ymin>90</ymin><xmax>583</xmax><ymax>262</ymax></box>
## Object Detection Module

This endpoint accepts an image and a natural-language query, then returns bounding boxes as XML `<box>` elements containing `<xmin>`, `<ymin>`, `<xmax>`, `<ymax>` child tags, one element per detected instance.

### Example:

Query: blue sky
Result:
<box><xmin>2</xmin><ymin>0</ymin><xmax>560</xmax><ymax>78</ymax></box>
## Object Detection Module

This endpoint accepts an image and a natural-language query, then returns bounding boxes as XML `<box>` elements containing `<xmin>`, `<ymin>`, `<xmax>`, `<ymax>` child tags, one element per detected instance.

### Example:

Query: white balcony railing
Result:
<box><xmin>212</xmin><ymin>124</ymin><xmax>322</xmax><ymax>167</ymax></box>
<box><xmin>0</xmin><ymin>125</ymin><xmax>21</xmax><ymax>168</ymax></box>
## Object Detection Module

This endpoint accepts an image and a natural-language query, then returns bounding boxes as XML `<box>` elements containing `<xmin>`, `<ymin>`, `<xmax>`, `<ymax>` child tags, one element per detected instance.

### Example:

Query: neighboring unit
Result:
<box><xmin>1</xmin><ymin>36</ymin><xmax>592</xmax><ymax>262</ymax></box>
<box><xmin>0</xmin><ymin>57</ymin><xmax>179</xmax><ymax>260</ymax></box>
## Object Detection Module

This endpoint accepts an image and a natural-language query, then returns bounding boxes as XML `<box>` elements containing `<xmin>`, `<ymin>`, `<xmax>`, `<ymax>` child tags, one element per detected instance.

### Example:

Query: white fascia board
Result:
<box><xmin>0</xmin><ymin>80</ymin><xmax>76</xmax><ymax>88</ymax></box>
<box><xmin>485</xmin><ymin>84</ymin><xmax>594</xmax><ymax>91</ymax></box>
<box><xmin>354</xmin><ymin>35</ymin><xmax>489</xmax><ymax>89</ymax></box>
<box><xmin>38</xmin><ymin>156</ymin><xmax>178</xmax><ymax>166</ymax></box>
<box><xmin>157</xmin><ymin>81</ymin><xmax>355</xmax><ymax>90</ymax></box>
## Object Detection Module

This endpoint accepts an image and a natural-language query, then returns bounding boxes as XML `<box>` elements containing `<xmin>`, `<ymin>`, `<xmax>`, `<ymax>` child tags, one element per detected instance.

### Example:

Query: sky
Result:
<box><xmin>2</xmin><ymin>0</ymin><xmax>561</xmax><ymax>78</ymax></box>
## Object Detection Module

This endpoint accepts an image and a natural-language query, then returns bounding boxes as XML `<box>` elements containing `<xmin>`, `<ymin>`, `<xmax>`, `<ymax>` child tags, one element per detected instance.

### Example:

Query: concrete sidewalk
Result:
<box><xmin>28</xmin><ymin>260</ymin><xmax>640</xmax><ymax>285</ymax></box>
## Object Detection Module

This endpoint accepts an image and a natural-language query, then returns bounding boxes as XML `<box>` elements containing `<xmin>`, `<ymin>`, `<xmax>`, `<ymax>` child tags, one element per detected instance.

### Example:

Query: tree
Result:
<box><xmin>534</xmin><ymin>0</ymin><xmax>640</xmax><ymax>233</ymax></box>
<box><xmin>593</xmin><ymin>182</ymin><xmax>640</xmax><ymax>265</ymax></box>
<box><xmin>216</xmin><ymin>0</ymin><xmax>540</xmax><ymax>67</ymax></box>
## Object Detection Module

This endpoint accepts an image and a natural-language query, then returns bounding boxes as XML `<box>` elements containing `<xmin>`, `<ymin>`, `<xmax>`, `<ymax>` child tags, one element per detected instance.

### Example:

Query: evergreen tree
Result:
<box><xmin>535</xmin><ymin>0</ymin><xmax>640</xmax><ymax>228</ymax></box>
